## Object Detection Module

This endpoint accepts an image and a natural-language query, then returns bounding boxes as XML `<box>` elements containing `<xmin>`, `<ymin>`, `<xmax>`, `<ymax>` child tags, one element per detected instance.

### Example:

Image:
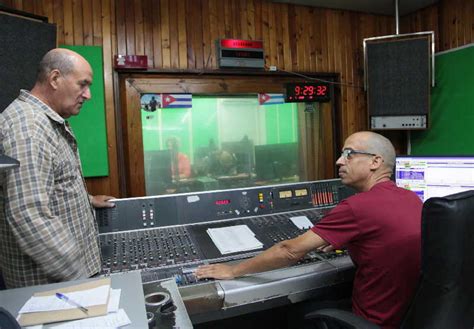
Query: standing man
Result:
<box><xmin>196</xmin><ymin>131</ymin><xmax>423</xmax><ymax>329</ymax></box>
<box><xmin>0</xmin><ymin>48</ymin><xmax>114</xmax><ymax>288</ymax></box>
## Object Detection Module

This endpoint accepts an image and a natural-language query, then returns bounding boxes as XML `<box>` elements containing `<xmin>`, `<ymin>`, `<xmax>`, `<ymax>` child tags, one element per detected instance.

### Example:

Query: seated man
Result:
<box><xmin>196</xmin><ymin>131</ymin><xmax>422</xmax><ymax>329</ymax></box>
<box><xmin>166</xmin><ymin>137</ymin><xmax>191</xmax><ymax>179</ymax></box>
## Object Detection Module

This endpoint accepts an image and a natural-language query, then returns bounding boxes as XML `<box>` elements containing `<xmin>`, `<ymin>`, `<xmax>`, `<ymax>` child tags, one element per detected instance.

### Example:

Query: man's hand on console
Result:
<box><xmin>195</xmin><ymin>263</ymin><xmax>236</xmax><ymax>280</ymax></box>
<box><xmin>90</xmin><ymin>195</ymin><xmax>116</xmax><ymax>208</ymax></box>
<box><xmin>317</xmin><ymin>244</ymin><xmax>335</xmax><ymax>253</ymax></box>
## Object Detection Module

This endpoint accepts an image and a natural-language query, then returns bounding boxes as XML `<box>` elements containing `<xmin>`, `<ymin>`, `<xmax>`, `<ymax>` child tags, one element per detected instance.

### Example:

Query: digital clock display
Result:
<box><xmin>285</xmin><ymin>82</ymin><xmax>331</xmax><ymax>103</ymax></box>
<box><xmin>215</xmin><ymin>199</ymin><xmax>231</xmax><ymax>205</ymax></box>
<box><xmin>221</xmin><ymin>49</ymin><xmax>264</xmax><ymax>59</ymax></box>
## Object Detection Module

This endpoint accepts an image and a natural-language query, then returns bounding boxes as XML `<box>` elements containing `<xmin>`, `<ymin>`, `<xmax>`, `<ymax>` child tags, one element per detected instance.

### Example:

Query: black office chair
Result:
<box><xmin>305</xmin><ymin>190</ymin><xmax>474</xmax><ymax>329</ymax></box>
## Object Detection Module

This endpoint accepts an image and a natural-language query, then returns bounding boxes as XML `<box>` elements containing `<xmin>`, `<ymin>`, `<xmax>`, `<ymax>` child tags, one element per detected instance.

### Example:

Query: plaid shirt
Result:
<box><xmin>0</xmin><ymin>90</ymin><xmax>101</xmax><ymax>288</ymax></box>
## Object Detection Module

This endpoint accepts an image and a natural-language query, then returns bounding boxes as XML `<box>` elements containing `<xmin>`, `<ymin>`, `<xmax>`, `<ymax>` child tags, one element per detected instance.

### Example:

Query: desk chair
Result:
<box><xmin>304</xmin><ymin>190</ymin><xmax>474</xmax><ymax>329</ymax></box>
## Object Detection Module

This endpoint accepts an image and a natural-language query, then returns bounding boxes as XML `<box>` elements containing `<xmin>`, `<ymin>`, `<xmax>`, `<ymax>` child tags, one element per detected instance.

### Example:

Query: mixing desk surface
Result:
<box><xmin>97</xmin><ymin>179</ymin><xmax>356</xmax><ymax>324</ymax></box>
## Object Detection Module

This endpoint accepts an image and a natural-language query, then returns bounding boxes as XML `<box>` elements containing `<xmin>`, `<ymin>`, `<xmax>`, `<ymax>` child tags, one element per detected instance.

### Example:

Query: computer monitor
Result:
<box><xmin>395</xmin><ymin>156</ymin><xmax>474</xmax><ymax>202</ymax></box>
<box><xmin>144</xmin><ymin>150</ymin><xmax>173</xmax><ymax>195</ymax></box>
<box><xmin>221</xmin><ymin>140</ymin><xmax>255</xmax><ymax>174</ymax></box>
<box><xmin>254</xmin><ymin>143</ymin><xmax>299</xmax><ymax>181</ymax></box>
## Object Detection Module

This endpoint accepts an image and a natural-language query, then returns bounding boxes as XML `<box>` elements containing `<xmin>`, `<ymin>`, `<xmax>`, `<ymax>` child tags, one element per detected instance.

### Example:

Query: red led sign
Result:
<box><xmin>114</xmin><ymin>55</ymin><xmax>148</xmax><ymax>69</ymax></box>
<box><xmin>220</xmin><ymin>39</ymin><xmax>263</xmax><ymax>49</ymax></box>
<box><xmin>215</xmin><ymin>199</ymin><xmax>231</xmax><ymax>205</ymax></box>
<box><xmin>217</xmin><ymin>39</ymin><xmax>265</xmax><ymax>68</ymax></box>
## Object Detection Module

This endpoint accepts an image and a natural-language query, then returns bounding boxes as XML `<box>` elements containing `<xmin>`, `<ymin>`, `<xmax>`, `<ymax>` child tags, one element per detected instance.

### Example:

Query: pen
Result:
<box><xmin>55</xmin><ymin>292</ymin><xmax>89</xmax><ymax>314</ymax></box>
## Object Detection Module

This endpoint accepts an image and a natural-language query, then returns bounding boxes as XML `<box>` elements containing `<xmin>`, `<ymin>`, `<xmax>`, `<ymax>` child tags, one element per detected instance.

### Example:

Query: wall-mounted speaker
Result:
<box><xmin>0</xmin><ymin>10</ymin><xmax>56</xmax><ymax>112</ymax></box>
<box><xmin>365</xmin><ymin>36</ymin><xmax>431</xmax><ymax>130</ymax></box>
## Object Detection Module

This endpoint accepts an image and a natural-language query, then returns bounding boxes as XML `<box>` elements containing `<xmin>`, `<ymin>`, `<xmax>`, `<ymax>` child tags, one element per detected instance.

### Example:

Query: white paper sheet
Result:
<box><xmin>207</xmin><ymin>225</ymin><xmax>263</xmax><ymax>255</ymax></box>
<box><xmin>18</xmin><ymin>285</ymin><xmax>110</xmax><ymax>314</ymax></box>
<box><xmin>290</xmin><ymin>215</ymin><xmax>314</xmax><ymax>230</ymax></box>
<box><xmin>21</xmin><ymin>290</ymin><xmax>123</xmax><ymax>328</ymax></box>
<box><xmin>107</xmin><ymin>289</ymin><xmax>121</xmax><ymax>313</ymax></box>
<box><xmin>52</xmin><ymin>308</ymin><xmax>131</xmax><ymax>328</ymax></box>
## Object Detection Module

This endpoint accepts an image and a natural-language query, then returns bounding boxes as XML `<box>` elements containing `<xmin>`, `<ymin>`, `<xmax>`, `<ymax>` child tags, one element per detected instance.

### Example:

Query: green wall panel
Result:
<box><xmin>191</xmin><ymin>97</ymin><xmax>219</xmax><ymax>150</ymax></box>
<box><xmin>265</xmin><ymin>104</ymin><xmax>298</xmax><ymax>144</ymax></box>
<box><xmin>141</xmin><ymin>96</ymin><xmax>298</xmax><ymax>161</ymax></box>
<box><xmin>61</xmin><ymin>45</ymin><xmax>109</xmax><ymax>177</ymax></box>
<box><xmin>141</xmin><ymin>110</ymin><xmax>160</xmax><ymax>151</ymax></box>
<box><xmin>161</xmin><ymin>108</ymin><xmax>192</xmax><ymax>156</ymax></box>
<box><xmin>411</xmin><ymin>44</ymin><xmax>474</xmax><ymax>155</ymax></box>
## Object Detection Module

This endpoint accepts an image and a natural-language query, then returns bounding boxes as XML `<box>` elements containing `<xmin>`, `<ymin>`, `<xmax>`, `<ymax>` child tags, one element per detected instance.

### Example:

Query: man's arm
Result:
<box><xmin>195</xmin><ymin>230</ymin><xmax>328</xmax><ymax>280</ymax></box>
<box><xmin>178</xmin><ymin>153</ymin><xmax>192</xmax><ymax>178</ymax></box>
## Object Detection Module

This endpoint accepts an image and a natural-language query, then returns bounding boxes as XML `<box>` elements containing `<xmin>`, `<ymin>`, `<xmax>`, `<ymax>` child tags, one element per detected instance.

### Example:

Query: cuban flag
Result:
<box><xmin>160</xmin><ymin>94</ymin><xmax>192</xmax><ymax>108</ymax></box>
<box><xmin>258</xmin><ymin>93</ymin><xmax>285</xmax><ymax>105</ymax></box>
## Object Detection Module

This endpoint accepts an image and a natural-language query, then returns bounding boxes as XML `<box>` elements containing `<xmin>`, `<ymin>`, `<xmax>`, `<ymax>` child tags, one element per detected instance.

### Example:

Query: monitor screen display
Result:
<box><xmin>255</xmin><ymin>143</ymin><xmax>299</xmax><ymax>181</ymax></box>
<box><xmin>144</xmin><ymin>150</ymin><xmax>172</xmax><ymax>195</ymax></box>
<box><xmin>221</xmin><ymin>140</ymin><xmax>254</xmax><ymax>174</ymax></box>
<box><xmin>395</xmin><ymin>156</ymin><xmax>474</xmax><ymax>202</ymax></box>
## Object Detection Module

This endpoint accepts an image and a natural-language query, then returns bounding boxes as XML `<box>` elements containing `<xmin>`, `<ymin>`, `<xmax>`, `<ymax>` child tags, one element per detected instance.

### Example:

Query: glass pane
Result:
<box><xmin>141</xmin><ymin>94</ymin><xmax>304</xmax><ymax>195</ymax></box>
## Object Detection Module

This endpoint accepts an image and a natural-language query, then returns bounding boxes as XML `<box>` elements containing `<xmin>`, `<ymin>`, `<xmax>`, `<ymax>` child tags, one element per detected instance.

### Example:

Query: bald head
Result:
<box><xmin>336</xmin><ymin>131</ymin><xmax>396</xmax><ymax>191</ymax></box>
<box><xmin>36</xmin><ymin>48</ymin><xmax>89</xmax><ymax>83</ymax></box>
<box><xmin>350</xmin><ymin>131</ymin><xmax>396</xmax><ymax>172</ymax></box>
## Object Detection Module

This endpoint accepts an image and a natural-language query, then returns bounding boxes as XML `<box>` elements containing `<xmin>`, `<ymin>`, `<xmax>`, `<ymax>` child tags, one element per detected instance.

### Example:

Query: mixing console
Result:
<box><xmin>100</xmin><ymin>226</ymin><xmax>201</xmax><ymax>272</ymax></box>
<box><xmin>97</xmin><ymin>179</ymin><xmax>354</xmax><ymax>232</ymax></box>
<box><xmin>99</xmin><ymin>207</ymin><xmax>337</xmax><ymax>278</ymax></box>
<box><xmin>97</xmin><ymin>179</ymin><xmax>356</xmax><ymax>323</ymax></box>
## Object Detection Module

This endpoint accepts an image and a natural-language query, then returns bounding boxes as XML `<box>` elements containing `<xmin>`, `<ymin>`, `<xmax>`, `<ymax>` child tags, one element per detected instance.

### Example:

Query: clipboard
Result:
<box><xmin>17</xmin><ymin>277</ymin><xmax>111</xmax><ymax>326</ymax></box>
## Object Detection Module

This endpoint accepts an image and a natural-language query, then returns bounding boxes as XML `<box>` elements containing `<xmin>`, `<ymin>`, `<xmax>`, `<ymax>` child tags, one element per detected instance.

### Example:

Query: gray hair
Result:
<box><xmin>363</xmin><ymin>132</ymin><xmax>396</xmax><ymax>171</ymax></box>
<box><xmin>36</xmin><ymin>49</ymin><xmax>77</xmax><ymax>83</ymax></box>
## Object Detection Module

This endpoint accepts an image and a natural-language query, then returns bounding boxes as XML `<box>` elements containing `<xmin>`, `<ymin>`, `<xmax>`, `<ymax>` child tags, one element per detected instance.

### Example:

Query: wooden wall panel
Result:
<box><xmin>62</xmin><ymin>0</ymin><xmax>73</xmax><ymax>44</ymax></box>
<box><xmin>178</xmin><ymin>0</ymin><xmax>188</xmax><ymax>68</ymax></box>
<box><xmin>201</xmin><ymin>0</ymin><xmax>212</xmax><ymax>69</ymax></box>
<box><xmin>92</xmin><ymin>0</ymin><xmax>102</xmax><ymax>45</ymax></box>
<box><xmin>151</xmin><ymin>0</ymin><xmax>162</xmax><ymax>68</ymax></box>
<box><xmin>268</xmin><ymin>3</ymin><xmax>277</xmax><ymax>66</ymax></box>
<box><xmin>190</xmin><ymin>0</ymin><xmax>204</xmax><ymax>69</ymax></box>
<box><xmin>133</xmin><ymin>0</ymin><xmax>144</xmax><ymax>55</ymax></box>
<box><xmin>115</xmin><ymin>0</ymin><xmax>126</xmax><ymax>57</ymax></box>
<box><xmin>2</xmin><ymin>0</ymin><xmax>473</xmax><ymax>196</ymax></box>
<box><xmin>400</xmin><ymin>5</ymin><xmax>440</xmax><ymax>50</ymax></box>
<box><xmin>402</xmin><ymin>0</ymin><xmax>473</xmax><ymax>52</ymax></box>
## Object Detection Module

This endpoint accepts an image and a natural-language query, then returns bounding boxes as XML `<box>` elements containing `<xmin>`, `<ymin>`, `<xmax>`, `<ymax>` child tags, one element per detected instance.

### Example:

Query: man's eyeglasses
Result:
<box><xmin>340</xmin><ymin>149</ymin><xmax>376</xmax><ymax>160</ymax></box>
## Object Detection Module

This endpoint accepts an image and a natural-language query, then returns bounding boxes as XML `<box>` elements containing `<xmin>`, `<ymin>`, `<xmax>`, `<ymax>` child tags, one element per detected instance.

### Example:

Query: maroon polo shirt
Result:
<box><xmin>312</xmin><ymin>181</ymin><xmax>423</xmax><ymax>328</ymax></box>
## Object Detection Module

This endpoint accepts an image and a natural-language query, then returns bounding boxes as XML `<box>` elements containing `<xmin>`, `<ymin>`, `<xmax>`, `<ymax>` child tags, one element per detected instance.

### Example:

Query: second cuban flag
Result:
<box><xmin>160</xmin><ymin>94</ymin><xmax>192</xmax><ymax>108</ymax></box>
<box><xmin>258</xmin><ymin>93</ymin><xmax>285</xmax><ymax>106</ymax></box>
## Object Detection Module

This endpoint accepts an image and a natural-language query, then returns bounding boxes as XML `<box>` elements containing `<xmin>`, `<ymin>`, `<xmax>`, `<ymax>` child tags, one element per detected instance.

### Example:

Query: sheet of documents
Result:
<box><xmin>52</xmin><ymin>308</ymin><xmax>131</xmax><ymax>328</ymax></box>
<box><xmin>207</xmin><ymin>225</ymin><xmax>263</xmax><ymax>255</ymax></box>
<box><xmin>18</xmin><ymin>285</ymin><xmax>110</xmax><ymax>314</ymax></box>
<box><xmin>107</xmin><ymin>289</ymin><xmax>121</xmax><ymax>313</ymax></box>
<box><xmin>22</xmin><ymin>289</ymin><xmax>123</xmax><ymax>329</ymax></box>
<box><xmin>290</xmin><ymin>215</ymin><xmax>314</xmax><ymax>230</ymax></box>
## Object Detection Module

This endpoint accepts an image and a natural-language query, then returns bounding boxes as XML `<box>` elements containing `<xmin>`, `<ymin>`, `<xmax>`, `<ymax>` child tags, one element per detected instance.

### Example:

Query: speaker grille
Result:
<box><xmin>367</xmin><ymin>37</ymin><xmax>430</xmax><ymax>119</ymax></box>
<box><xmin>0</xmin><ymin>13</ymin><xmax>56</xmax><ymax>112</ymax></box>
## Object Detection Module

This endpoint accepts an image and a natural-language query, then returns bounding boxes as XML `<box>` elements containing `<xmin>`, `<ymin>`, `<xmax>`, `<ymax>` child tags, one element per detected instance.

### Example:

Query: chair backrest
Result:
<box><xmin>401</xmin><ymin>190</ymin><xmax>474</xmax><ymax>329</ymax></box>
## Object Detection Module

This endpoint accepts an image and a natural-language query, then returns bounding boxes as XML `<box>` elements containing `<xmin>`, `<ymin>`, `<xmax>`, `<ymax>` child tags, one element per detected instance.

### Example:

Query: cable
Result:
<box><xmin>266</xmin><ymin>65</ymin><xmax>364</xmax><ymax>89</ymax></box>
